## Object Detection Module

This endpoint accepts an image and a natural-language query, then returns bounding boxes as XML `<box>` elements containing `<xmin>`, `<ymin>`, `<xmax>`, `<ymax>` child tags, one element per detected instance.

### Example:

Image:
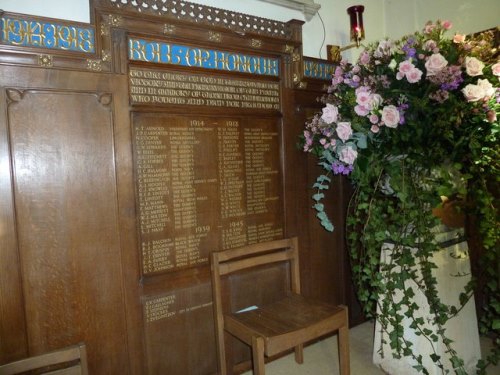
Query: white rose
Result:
<box><xmin>425</xmin><ymin>53</ymin><xmax>448</xmax><ymax>76</ymax></box>
<box><xmin>369</xmin><ymin>94</ymin><xmax>383</xmax><ymax>109</ymax></box>
<box><xmin>339</xmin><ymin>146</ymin><xmax>358</xmax><ymax>165</ymax></box>
<box><xmin>465</xmin><ymin>56</ymin><xmax>484</xmax><ymax>76</ymax></box>
<box><xmin>477</xmin><ymin>78</ymin><xmax>495</xmax><ymax>98</ymax></box>
<box><xmin>336</xmin><ymin>122</ymin><xmax>353</xmax><ymax>142</ymax></box>
<box><xmin>462</xmin><ymin>83</ymin><xmax>485</xmax><ymax>102</ymax></box>
<box><xmin>381</xmin><ymin>105</ymin><xmax>400</xmax><ymax>128</ymax></box>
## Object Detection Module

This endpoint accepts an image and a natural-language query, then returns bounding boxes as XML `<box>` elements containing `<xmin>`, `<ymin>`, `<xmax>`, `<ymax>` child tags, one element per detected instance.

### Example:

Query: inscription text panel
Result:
<box><xmin>133</xmin><ymin>114</ymin><xmax>284</xmax><ymax>275</ymax></box>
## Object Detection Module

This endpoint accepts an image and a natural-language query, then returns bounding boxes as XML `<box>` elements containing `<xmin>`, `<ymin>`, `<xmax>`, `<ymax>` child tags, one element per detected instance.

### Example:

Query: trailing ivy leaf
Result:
<box><xmin>430</xmin><ymin>353</ymin><xmax>441</xmax><ymax>363</ymax></box>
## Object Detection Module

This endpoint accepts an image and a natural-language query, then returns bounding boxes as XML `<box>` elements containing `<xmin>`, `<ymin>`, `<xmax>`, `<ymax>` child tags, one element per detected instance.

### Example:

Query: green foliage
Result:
<box><xmin>303</xmin><ymin>21</ymin><xmax>500</xmax><ymax>374</ymax></box>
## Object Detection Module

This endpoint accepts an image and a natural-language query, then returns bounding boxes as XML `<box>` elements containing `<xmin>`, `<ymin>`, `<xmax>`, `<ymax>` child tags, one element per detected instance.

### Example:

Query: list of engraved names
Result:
<box><xmin>134</xmin><ymin>115</ymin><xmax>283</xmax><ymax>275</ymax></box>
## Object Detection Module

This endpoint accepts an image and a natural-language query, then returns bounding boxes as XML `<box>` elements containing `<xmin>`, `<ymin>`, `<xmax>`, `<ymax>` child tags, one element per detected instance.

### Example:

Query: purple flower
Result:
<box><xmin>402</xmin><ymin>38</ymin><xmax>417</xmax><ymax>59</ymax></box>
<box><xmin>331</xmin><ymin>161</ymin><xmax>354</xmax><ymax>175</ymax></box>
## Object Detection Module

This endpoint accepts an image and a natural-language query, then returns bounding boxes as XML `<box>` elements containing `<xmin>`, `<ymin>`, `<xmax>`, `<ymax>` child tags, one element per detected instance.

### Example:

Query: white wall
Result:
<box><xmin>415</xmin><ymin>0</ymin><xmax>499</xmax><ymax>35</ymax></box>
<box><xmin>384</xmin><ymin>0</ymin><xmax>500</xmax><ymax>40</ymax></box>
<box><xmin>0</xmin><ymin>0</ymin><xmax>497</xmax><ymax>62</ymax></box>
<box><xmin>0</xmin><ymin>0</ymin><xmax>89</xmax><ymax>23</ymax></box>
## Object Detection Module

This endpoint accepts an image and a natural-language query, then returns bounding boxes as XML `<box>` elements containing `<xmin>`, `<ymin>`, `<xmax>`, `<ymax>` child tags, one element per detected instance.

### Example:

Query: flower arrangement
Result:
<box><xmin>301</xmin><ymin>21</ymin><xmax>499</xmax><ymax>374</ymax></box>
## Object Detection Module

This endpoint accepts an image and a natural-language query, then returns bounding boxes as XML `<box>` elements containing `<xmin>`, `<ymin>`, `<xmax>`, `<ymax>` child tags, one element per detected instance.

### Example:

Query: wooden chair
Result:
<box><xmin>0</xmin><ymin>343</ymin><xmax>88</xmax><ymax>375</ymax></box>
<box><xmin>211</xmin><ymin>237</ymin><xmax>350</xmax><ymax>375</ymax></box>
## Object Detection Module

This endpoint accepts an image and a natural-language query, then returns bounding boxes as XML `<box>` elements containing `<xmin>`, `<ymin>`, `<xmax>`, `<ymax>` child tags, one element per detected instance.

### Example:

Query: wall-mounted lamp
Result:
<box><xmin>327</xmin><ymin>5</ymin><xmax>365</xmax><ymax>63</ymax></box>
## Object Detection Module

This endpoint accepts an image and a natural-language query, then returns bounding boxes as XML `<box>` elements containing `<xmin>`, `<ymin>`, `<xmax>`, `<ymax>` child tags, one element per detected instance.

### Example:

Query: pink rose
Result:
<box><xmin>424</xmin><ymin>23</ymin><xmax>435</xmax><ymax>34</ymax></box>
<box><xmin>465</xmin><ymin>57</ymin><xmax>484</xmax><ymax>76</ymax></box>
<box><xmin>336</xmin><ymin>121</ymin><xmax>353</xmax><ymax>142</ymax></box>
<box><xmin>487</xmin><ymin>110</ymin><xmax>497</xmax><ymax>123</ymax></box>
<box><xmin>462</xmin><ymin>83</ymin><xmax>485</xmax><ymax>102</ymax></box>
<box><xmin>355</xmin><ymin>104</ymin><xmax>370</xmax><ymax>116</ymax></box>
<box><xmin>370</xmin><ymin>125</ymin><xmax>380</xmax><ymax>133</ymax></box>
<box><xmin>359</xmin><ymin>51</ymin><xmax>371</xmax><ymax>65</ymax></box>
<box><xmin>381</xmin><ymin>105</ymin><xmax>400</xmax><ymax>128</ymax></box>
<box><xmin>423</xmin><ymin>40</ymin><xmax>437</xmax><ymax>51</ymax></box>
<box><xmin>453</xmin><ymin>34</ymin><xmax>466</xmax><ymax>44</ymax></box>
<box><xmin>321</xmin><ymin>103</ymin><xmax>338</xmax><ymax>124</ymax></box>
<box><xmin>369</xmin><ymin>114</ymin><xmax>379</xmax><ymax>124</ymax></box>
<box><xmin>398</xmin><ymin>60</ymin><xmax>414</xmax><ymax>75</ymax></box>
<box><xmin>339</xmin><ymin>146</ymin><xmax>358</xmax><ymax>165</ymax></box>
<box><xmin>442</xmin><ymin>20</ymin><xmax>452</xmax><ymax>30</ymax></box>
<box><xmin>406</xmin><ymin>68</ymin><xmax>423</xmax><ymax>83</ymax></box>
<box><xmin>491</xmin><ymin>62</ymin><xmax>500</xmax><ymax>76</ymax></box>
<box><xmin>356</xmin><ymin>90</ymin><xmax>372</xmax><ymax>106</ymax></box>
<box><xmin>425</xmin><ymin>53</ymin><xmax>448</xmax><ymax>76</ymax></box>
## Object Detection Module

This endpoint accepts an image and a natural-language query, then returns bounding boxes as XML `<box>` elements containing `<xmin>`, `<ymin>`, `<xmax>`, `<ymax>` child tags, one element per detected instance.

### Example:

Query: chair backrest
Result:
<box><xmin>211</xmin><ymin>237</ymin><xmax>301</xmax><ymax>313</ymax></box>
<box><xmin>0</xmin><ymin>343</ymin><xmax>88</xmax><ymax>375</ymax></box>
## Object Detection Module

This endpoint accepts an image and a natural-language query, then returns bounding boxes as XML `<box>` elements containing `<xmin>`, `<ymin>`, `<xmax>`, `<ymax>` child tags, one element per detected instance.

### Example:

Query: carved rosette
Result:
<box><xmin>87</xmin><ymin>59</ymin><xmax>103</xmax><ymax>72</ymax></box>
<box><xmin>38</xmin><ymin>55</ymin><xmax>53</xmax><ymax>67</ymax></box>
<box><xmin>251</xmin><ymin>39</ymin><xmax>262</xmax><ymax>48</ymax></box>
<box><xmin>283</xmin><ymin>44</ymin><xmax>304</xmax><ymax>88</ymax></box>
<box><xmin>208</xmin><ymin>31</ymin><xmax>222</xmax><ymax>43</ymax></box>
<box><xmin>164</xmin><ymin>24</ymin><xmax>176</xmax><ymax>34</ymax></box>
<box><xmin>101</xmin><ymin>50</ymin><xmax>112</xmax><ymax>62</ymax></box>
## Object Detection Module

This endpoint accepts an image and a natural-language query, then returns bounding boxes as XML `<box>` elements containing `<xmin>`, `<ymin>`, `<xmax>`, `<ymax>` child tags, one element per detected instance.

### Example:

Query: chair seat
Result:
<box><xmin>225</xmin><ymin>294</ymin><xmax>347</xmax><ymax>357</ymax></box>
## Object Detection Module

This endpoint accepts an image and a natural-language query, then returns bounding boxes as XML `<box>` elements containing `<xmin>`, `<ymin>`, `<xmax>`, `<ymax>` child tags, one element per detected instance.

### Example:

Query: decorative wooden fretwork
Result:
<box><xmin>95</xmin><ymin>0</ymin><xmax>292</xmax><ymax>39</ymax></box>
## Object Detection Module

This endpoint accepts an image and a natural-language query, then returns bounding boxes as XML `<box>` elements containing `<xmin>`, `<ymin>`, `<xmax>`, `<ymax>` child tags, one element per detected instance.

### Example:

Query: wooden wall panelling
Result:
<box><xmin>0</xmin><ymin>79</ymin><xmax>28</xmax><ymax>365</ymax></box>
<box><xmin>0</xmin><ymin>1</ymin><xmax>357</xmax><ymax>373</ymax></box>
<box><xmin>107</xmin><ymin>3</ymin><xmax>305</xmax><ymax>371</ymax></box>
<box><xmin>297</xmin><ymin>57</ymin><xmax>366</xmax><ymax>325</ymax></box>
<box><xmin>0</xmin><ymin>65</ymin><xmax>142</xmax><ymax>373</ymax></box>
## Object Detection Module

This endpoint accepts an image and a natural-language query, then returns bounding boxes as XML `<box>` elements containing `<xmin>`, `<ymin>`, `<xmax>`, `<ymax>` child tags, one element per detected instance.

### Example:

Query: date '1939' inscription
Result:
<box><xmin>129</xmin><ymin>68</ymin><xmax>281</xmax><ymax>110</ymax></box>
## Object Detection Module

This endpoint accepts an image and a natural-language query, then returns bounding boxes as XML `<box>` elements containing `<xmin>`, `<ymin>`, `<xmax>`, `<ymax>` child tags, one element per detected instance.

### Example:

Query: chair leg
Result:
<box><xmin>294</xmin><ymin>344</ymin><xmax>304</xmax><ymax>364</ymax></box>
<box><xmin>251</xmin><ymin>336</ymin><xmax>265</xmax><ymax>375</ymax></box>
<box><xmin>338</xmin><ymin>325</ymin><xmax>350</xmax><ymax>375</ymax></box>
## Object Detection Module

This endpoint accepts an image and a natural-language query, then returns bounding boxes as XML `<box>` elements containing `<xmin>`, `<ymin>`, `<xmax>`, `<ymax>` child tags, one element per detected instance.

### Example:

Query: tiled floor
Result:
<box><xmin>242</xmin><ymin>320</ymin><xmax>500</xmax><ymax>374</ymax></box>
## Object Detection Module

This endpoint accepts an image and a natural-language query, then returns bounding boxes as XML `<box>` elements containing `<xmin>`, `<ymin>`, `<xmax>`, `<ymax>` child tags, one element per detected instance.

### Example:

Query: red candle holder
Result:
<box><xmin>347</xmin><ymin>5</ymin><xmax>365</xmax><ymax>47</ymax></box>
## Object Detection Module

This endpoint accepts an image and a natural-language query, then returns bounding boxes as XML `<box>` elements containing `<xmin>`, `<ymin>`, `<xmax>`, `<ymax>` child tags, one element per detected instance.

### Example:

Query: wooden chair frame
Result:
<box><xmin>211</xmin><ymin>237</ymin><xmax>350</xmax><ymax>375</ymax></box>
<box><xmin>0</xmin><ymin>343</ymin><xmax>88</xmax><ymax>375</ymax></box>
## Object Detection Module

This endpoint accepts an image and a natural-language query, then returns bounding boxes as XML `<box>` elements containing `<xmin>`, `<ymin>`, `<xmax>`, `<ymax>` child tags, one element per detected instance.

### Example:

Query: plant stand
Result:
<box><xmin>373</xmin><ymin>226</ymin><xmax>482</xmax><ymax>374</ymax></box>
